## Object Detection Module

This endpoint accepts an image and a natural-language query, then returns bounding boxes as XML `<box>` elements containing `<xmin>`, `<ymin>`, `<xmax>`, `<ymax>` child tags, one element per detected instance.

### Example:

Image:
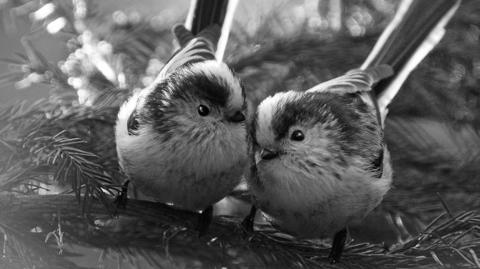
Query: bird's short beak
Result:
<box><xmin>260</xmin><ymin>148</ymin><xmax>279</xmax><ymax>160</ymax></box>
<box><xmin>227</xmin><ymin>111</ymin><xmax>246</xmax><ymax>123</ymax></box>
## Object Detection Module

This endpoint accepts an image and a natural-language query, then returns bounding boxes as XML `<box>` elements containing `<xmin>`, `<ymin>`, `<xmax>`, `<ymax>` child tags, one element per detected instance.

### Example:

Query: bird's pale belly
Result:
<box><xmin>252</xmin><ymin>161</ymin><xmax>388</xmax><ymax>238</ymax></box>
<box><xmin>130</xmin><ymin>164</ymin><xmax>245</xmax><ymax>211</ymax></box>
<box><xmin>256</xmin><ymin>192</ymin><xmax>366</xmax><ymax>238</ymax></box>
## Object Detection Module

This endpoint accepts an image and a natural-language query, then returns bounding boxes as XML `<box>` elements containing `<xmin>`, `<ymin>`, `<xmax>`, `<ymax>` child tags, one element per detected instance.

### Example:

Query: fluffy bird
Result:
<box><xmin>115</xmin><ymin>0</ymin><xmax>244</xmax><ymax>233</ymax></box>
<box><xmin>244</xmin><ymin>0</ymin><xmax>461</xmax><ymax>263</ymax></box>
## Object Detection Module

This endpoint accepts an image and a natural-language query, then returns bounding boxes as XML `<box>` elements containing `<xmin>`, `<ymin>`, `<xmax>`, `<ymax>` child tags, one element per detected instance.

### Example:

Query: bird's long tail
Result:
<box><xmin>184</xmin><ymin>0</ymin><xmax>238</xmax><ymax>61</ymax></box>
<box><xmin>361</xmin><ymin>0</ymin><xmax>461</xmax><ymax>115</ymax></box>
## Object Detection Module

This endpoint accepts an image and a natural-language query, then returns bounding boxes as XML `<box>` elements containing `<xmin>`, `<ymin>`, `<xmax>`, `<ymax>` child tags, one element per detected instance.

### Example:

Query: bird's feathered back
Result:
<box><xmin>157</xmin><ymin>25</ymin><xmax>221</xmax><ymax>81</ymax></box>
<box><xmin>306</xmin><ymin>65</ymin><xmax>393</xmax><ymax>95</ymax></box>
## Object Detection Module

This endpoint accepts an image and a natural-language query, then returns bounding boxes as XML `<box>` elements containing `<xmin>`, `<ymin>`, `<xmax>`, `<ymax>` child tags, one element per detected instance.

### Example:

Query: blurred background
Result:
<box><xmin>0</xmin><ymin>0</ymin><xmax>321</xmax><ymax>103</ymax></box>
<box><xmin>1</xmin><ymin>0</ymin><xmax>480</xmax><ymax>268</ymax></box>
<box><xmin>0</xmin><ymin>0</ymin><xmax>186</xmax><ymax>102</ymax></box>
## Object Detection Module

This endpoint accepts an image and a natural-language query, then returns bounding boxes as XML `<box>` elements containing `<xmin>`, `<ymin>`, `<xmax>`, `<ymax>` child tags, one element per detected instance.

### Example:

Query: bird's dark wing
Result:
<box><xmin>158</xmin><ymin>25</ymin><xmax>221</xmax><ymax>79</ymax></box>
<box><xmin>306</xmin><ymin>65</ymin><xmax>393</xmax><ymax>95</ymax></box>
<box><xmin>156</xmin><ymin>0</ymin><xmax>233</xmax><ymax>80</ymax></box>
<box><xmin>173</xmin><ymin>24</ymin><xmax>196</xmax><ymax>47</ymax></box>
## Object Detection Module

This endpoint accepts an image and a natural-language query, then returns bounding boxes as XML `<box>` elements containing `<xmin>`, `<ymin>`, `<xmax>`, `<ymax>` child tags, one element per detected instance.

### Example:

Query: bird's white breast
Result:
<box><xmin>250</xmin><ymin>148</ymin><xmax>392</xmax><ymax>238</ymax></box>
<box><xmin>116</xmin><ymin>111</ymin><xmax>247</xmax><ymax>211</ymax></box>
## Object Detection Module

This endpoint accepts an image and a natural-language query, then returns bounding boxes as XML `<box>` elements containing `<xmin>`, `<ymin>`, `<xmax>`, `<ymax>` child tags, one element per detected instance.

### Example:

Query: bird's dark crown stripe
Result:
<box><xmin>178</xmin><ymin>70</ymin><xmax>230</xmax><ymax>107</ymax></box>
<box><xmin>271</xmin><ymin>93</ymin><xmax>367</xmax><ymax>141</ymax></box>
<box><xmin>144</xmin><ymin>68</ymin><xmax>230</xmax><ymax>130</ymax></box>
<box><xmin>272</xmin><ymin>93</ymin><xmax>334</xmax><ymax>140</ymax></box>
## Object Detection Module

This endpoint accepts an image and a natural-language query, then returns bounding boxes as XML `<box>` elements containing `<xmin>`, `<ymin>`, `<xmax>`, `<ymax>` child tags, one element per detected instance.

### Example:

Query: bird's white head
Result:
<box><xmin>115</xmin><ymin>60</ymin><xmax>247</xmax><ymax>184</ymax></box>
<box><xmin>252</xmin><ymin>90</ymin><xmax>383</xmax><ymax>183</ymax></box>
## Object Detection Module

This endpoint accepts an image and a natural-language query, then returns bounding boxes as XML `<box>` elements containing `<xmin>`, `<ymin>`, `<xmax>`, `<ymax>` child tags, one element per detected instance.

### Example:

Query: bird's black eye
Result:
<box><xmin>197</xmin><ymin>105</ymin><xmax>210</xmax><ymax>116</ymax></box>
<box><xmin>290</xmin><ymin>130</ymin><xmax>305</xmax><ymax>141</ymax></box>
<box><xmin>127</xmin><ymin>112</ymin><xmax>139</xmax><ymax>136</ymax></box>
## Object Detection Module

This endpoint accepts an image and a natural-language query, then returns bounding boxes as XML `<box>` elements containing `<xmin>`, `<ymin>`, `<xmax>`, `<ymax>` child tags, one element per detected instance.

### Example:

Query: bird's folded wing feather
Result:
<box><xmin>157</xmin><ymin>25</ymin><xmax>221</xmax><ymax>80</ymax></box>
<box><xmin>306</xmin><ymin>65</ymin><xmax>393</xmax><ymax>94</ymax></box>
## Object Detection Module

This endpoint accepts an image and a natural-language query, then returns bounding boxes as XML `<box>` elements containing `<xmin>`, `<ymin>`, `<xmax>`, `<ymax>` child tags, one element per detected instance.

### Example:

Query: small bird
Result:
<box><xmin>115</xmin><ymin>0</ymin><xmax>244</xmax><ymax>233</ymax></box>
<box><xmin>243</xmin><ymin>0</ymin><xmax>461</xmax><ymax>263</ymax></box>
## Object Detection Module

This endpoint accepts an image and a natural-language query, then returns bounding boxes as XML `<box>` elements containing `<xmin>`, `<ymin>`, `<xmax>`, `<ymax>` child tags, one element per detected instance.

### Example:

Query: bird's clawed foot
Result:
<box><xmin>196</xmin><ymin>205</ymin><xmax>213</xmax><ymax>236</ymax></box>
<box><xmin>241</xmin><ymin>206</ymin><xmax>257</xmax><ymax>233</ymax></box>
<box><xmin>114</xmin><ymin>180</ymin><xmax>130</xmax><ymax>211</ymax></box>
<box><xmin>328</xmin><ymin>227</ymin><xmax>347</xmax><ymax>264</ymax></box>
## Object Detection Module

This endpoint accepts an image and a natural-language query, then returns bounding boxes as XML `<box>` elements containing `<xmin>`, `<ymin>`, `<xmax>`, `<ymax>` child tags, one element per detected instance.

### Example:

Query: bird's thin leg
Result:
<box><xmin>196</xmin><ymin>205</ymin><xmax>213</xmax><ymax>236</ymax></box>
<box><xmin>114</xmin><ymin>180</ymin><xmax>130</xmax><ymax>211</ymax></box>
<box><xmin>328</xmin><ymin>227</ymin><xmax>348</xmax><ymax>264</ymax></box>
<box><xmin>241</xmin><ymin>205</ymin><xmax>257</xmax><ymax>232</ymax></box>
